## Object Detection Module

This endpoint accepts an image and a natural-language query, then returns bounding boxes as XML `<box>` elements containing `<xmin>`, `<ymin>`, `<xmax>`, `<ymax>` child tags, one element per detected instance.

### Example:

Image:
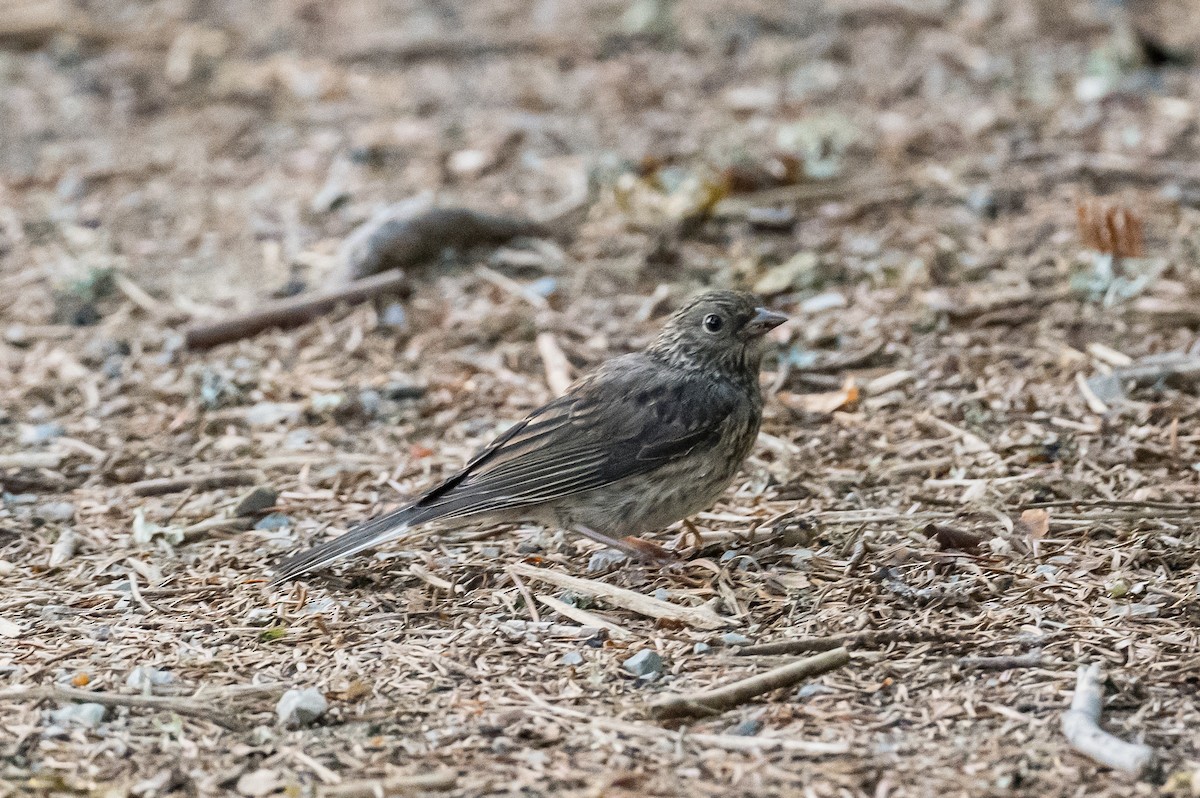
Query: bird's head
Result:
<box><xmin>647</xmin><ymin>290</ymin><xmax>788</xmax><ymax>379</ymax></box>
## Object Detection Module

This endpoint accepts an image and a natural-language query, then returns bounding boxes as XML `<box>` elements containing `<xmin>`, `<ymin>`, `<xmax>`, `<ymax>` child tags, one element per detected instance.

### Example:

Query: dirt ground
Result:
<box><xmin>2</xmin><ymin>0</ymin><xmax>1200</xmax><ymax>796</ymax></box>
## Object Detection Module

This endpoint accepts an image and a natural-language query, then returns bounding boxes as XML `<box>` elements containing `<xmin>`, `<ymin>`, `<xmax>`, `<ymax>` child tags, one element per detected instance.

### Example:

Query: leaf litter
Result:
<box><xmin>2</xmin><ymin>0</ymin><xmax>1200</xmax><ymax>796</ymax></box>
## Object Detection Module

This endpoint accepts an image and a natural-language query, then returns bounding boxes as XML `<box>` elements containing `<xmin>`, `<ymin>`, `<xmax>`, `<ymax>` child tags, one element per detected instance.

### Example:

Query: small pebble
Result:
<box><xmin>50</xmin><ymin>702</ymin><xmax>106</xmax><ymax>728</ymax></box>
<box><xmin>721</xmin><ymin>632</ymin><xmax>751</xmax><ymax>646</ymax></box>
<box><xmin>356</xmin><ymin>389</ymin><xmax>382</xmax><ymax>418</ymax></box>
<box><xmin>745</xmin><ymin>206</ymin><xmax>796</xmax><ymax>231</ymax></box>
<box><xmin>309</xmin><ymin>393</ymin><xmax>345</xmax><ymax>414</ymax></box>
<box><xmin>587</xmin><ymin>549</ymin><xmax>628</xmax><ymax>572</ymax></box>
<box><xmin>380</xmin><ymin>303</ymin><xmax>408</xmax><ymax>329</ymax></box>
<box><xmin>383</xmin><ymin>381</ymin><xmax>425</xmax><ymax>400</ymax></box>
<box><xmin>727</xmin><ymin>718</ymin><xmax>763</xmax><ymax>736</ymax></box>
<box><xmin>796</xmin><ymin>683</ymin><xmax>832</xmax><ymax>699</ymax></box>
<box><xmin>126</xmin><ymin>666</ymin><xmax>174</xmax><ymax>691</ymax></box>
<box><xmin>276</xmin><ymin>687</ymin><xmax>327</xmax><ymax>727</ymax></box>
<box><xmin>528</xmin><ymin>276</ymin><xmax>558</xmax><ymax>298</ymax></box>
<box><xmin>0</xmin><ymin>561</ymin><xmax>15</xmax><ymax>577</ymax></box>
<box><xmin>254</xmin><ymin>513</ymin><xmax>292</xmax><ymax>531</ymax></box>
<box><xmin>561</xmin><ymin>651</ymin><xmax>584</xmax><ymax>666</ymax></box>
<box><xmin>19</xmin><ymin>422</ymin><xmax>64</xmax><ymax>445</ymax></box>
<box><xmin>234</xmin><ymin>487</ymin><xmax>278</xmax><ymax>517</ymax></box>
<box><xmin>244</xmin><ymin>608</ymin><xmax>275</xmax><ymax>625</ymax></box>
<box><xmin>623</xmin><ymin>649</ymin><xmax>663</xmax><ymax>678</ymax></box>
<box><xmin>693</xmin><ymin>642</ymin><xmax>712</xmax><ymax>655</ymax></box>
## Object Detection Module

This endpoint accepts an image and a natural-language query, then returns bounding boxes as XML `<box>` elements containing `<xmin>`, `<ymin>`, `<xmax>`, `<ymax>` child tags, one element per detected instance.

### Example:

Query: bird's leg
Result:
<box><xmin>572</xmin><ymin>525</ymin><xmax>674</xmax><ymax>564</ymax></box>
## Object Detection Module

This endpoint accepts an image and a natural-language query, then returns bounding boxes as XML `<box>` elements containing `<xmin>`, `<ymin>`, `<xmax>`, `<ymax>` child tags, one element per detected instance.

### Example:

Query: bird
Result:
<box><xmin>270</xmin><ymin>290</ymin><xmax>787</xmax><ymax>584</ymax></box>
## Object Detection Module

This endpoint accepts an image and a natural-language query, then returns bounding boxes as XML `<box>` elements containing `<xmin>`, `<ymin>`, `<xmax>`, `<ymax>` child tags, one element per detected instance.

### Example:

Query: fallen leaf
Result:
<box><xmin>619</xmin><ymin>536</ymin><xmax>672</xmax><ymax>561</ymax></box>
<box><xmin>1017</xmin><ymin>509</ymin><xmax>1050</xmax><ymax>556</ymax></box>
<box><xmin>779</xmin><ymin>377</ymin><xmax>859</xmax><ymax>415</ymax></box>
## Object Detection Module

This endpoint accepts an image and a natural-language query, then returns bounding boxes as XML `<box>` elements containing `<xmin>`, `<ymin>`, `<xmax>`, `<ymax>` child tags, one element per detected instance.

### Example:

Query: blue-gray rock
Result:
<box><xmin>254</xmin><ymin>513</ymin><xmax>292</xmax><ymax>530</ymax></box>
<box><xmin>381</xmin><ymin>303</ymin><xmax>408</xmax><ymax>329</ymax></box>
<box><xmin>561</xmin><ymin>651</ymin><xmax>584</xmax><ymax>666</ymax></box>
<box><xmin>693</xmin><ymin>642</ymin><xmax>712</xmax><ymax>655</ymax></box>
<box><xmin>19</xmin><ymin>423</ymin><xmax>63</xmax><ymax>445</ymax></box>
<box><xmin>587</xmin><ymin>549</ymin><xmax>628</xmax><ymax>572</ymax></box>
<box><xmin>727</xmin><ymin>718</ymin><xmax>763</xmax><ymax>736</ymax></box>
<box><xmin>721</xmin><ymin>632</ymin><xmax>751</xmax><ymax>646</ymax></box>
<box><xmin>623</xmin><ymin>649</ymin><xmax>663</xmax><ymax>678</ymax></box>
<box><xmin>276</xmin><ymin>688</ymin><xmax>327</xmax><ymax>727</ymax></box>
<box><xmin>357</xmin><ymin>389</ymin><xmax>382</xmax><ymax>418</ymax></box>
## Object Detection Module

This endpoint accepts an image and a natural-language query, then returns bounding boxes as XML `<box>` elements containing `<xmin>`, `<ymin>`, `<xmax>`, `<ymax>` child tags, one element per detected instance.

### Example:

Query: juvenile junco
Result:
<box><xmin>271</xmin><ymin>290</ymin><xmax>787</xmax><ymax>583</ymax></box>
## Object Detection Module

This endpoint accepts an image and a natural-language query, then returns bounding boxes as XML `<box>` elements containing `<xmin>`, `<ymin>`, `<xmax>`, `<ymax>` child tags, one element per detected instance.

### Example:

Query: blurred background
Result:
<box><xmin>3</xmin><ymin>0</ymin><xmax>1200</xmax><ymax>312</ymax></box>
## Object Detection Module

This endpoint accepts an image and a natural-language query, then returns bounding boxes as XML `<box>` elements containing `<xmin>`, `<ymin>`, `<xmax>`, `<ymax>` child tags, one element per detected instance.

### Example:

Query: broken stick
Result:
<box><xmin>183</xmin><ymin>269</ymin><xmax>408</xmax><ymax>350</ymax></box>
<box><xmin>650</xmin><ymin>647</ymin><xmax>849</xmax><ymax>719</ymax></box>
<box><xmin>129</xmin><ymin>470</ymin><xmax>260</xmax><ymax>497</ymax></box>
<box><xmin>1060</xmin><ymin>663</ymin><xmax>1155</xmax><ymax>777</ymax></box>
<box><xmin>509</xmin><ymin>562</ymin><xmax>731</xmax><ymax>630</ymax></box>
<box><xmin>0</xmin><ymin>685</ymin><xmax>245</xmax><ymax>731</ymax></box>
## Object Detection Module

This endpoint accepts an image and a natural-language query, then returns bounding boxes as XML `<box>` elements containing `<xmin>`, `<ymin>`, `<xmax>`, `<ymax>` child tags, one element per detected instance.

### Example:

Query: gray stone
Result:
<box><xmin>622</xmin><ymin>649</ymin><xmax>663</xmax><ymax>678</ymax></box>
<box><xmin>234</xmin><ymin>487</ymin><xmax>278</xmax><ymax>517</ymax></box>
<box><xmin>276</xmin><ymin>687</ymin><xmax>327</xmax><ymax>727</ymax></box>
<box><xmin>561</xmin><ymin>651</ymin><xmax>584</xmax><ymax>666</ymax></box>
<box><xmin>587</xmin><ymin>549</ymin><xmax>628</xmax><ymax>572</ymax></box>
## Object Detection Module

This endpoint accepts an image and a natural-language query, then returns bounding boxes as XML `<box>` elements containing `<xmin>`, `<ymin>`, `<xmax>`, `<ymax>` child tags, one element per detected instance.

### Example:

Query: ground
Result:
<box><xmin>2</xmin><ymin>0</ymin><xmax>1200</xmax><ymax>796</ymax></box>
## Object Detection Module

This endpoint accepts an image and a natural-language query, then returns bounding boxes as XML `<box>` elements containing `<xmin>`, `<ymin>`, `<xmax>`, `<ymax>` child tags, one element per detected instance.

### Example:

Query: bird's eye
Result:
<box><xmin>703</xmin><ymin>313</ymin><xmax>724</xmax><ymax>333</ymax></box>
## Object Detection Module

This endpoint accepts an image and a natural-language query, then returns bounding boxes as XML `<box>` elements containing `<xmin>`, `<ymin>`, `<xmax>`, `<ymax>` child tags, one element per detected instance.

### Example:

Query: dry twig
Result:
<box><xmin>509</xmin><ymin>563</ymin><xmax>732</xmax><ymax>630</ymax></box>
<box><xmin>0</xmin><ymin>685</ymin><xmax>246</xmax><ymax>730</ymax></box>
<box><xmin>129</xmin><ymin>470</ymin><xmax>260</xmax><ymax>497</ymax></box>
<box><xmin>734</xmin><ymin>628</ymin><xmax>965</xmax><ymax>656</ymax></box>
<box><xmin>649</xmin><ymin>647</ymin><xmax>850</xmax><ymax>719</ymax></box>
<box><xmin>957</xmin><ymin>650</ymin><xmax>1044</xmax><ymax>671</ymax></box>
<box><xmin>1060</xmin><ymin>663</ymin><xmax>1155</xmax><ymax>777</ymax></box>
<box><xmin>183</xmin><ymin>270</ymin><xmax>409</xmax><ymax>350</ymax></box>
<box><xmin>316</xmin><ymin>770</ymin><xmax>458</xmax><ymax>797</ymax></box>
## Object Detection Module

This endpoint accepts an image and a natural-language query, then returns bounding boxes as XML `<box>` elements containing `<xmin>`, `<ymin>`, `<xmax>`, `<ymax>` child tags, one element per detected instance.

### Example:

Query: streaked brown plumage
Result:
<box><xmin>270</xmin><ymin>290</ymin><xmax>786</xmax><ymax>584</ymax></box>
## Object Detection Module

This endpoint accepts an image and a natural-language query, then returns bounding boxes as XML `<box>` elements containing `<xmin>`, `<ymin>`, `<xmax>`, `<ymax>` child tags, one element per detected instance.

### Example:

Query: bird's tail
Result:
<box><xmin>269</xmin><ymin>505</ymin><xmax>424</xmax><ymax>585</ymax></box>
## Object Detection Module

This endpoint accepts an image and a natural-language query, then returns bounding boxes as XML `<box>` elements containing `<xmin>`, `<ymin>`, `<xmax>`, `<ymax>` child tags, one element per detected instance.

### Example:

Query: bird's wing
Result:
<box><xmin>406</xmin><ymin>356</ymin><xmax>740</xmax><ymax>521</ymax></box>
<box><xmin>270</xmin><ymin>357</ymin><xmax>740</xmax><ymax>584</ymax></box>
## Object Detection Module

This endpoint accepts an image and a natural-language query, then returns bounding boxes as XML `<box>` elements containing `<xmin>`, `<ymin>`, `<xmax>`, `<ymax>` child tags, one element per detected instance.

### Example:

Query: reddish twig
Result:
<box><xmin>183</xmin><ymin>270</ymin><xmax>408</xmax><ymax>350</ymax></box>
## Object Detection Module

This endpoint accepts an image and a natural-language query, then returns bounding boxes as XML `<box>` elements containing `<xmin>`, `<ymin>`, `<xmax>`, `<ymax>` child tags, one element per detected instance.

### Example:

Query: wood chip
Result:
<box><xmin>508</xmin><ymin>563</ymin><xmax>733</xmax><ymax>630</ymax></box>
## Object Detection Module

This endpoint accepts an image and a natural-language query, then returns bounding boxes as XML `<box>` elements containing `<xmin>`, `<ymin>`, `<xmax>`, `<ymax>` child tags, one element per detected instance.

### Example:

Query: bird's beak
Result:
<box><xmin>745</xmin><ymin>307</ymin><xmax>788</xmax><ymax>337</ymax></box>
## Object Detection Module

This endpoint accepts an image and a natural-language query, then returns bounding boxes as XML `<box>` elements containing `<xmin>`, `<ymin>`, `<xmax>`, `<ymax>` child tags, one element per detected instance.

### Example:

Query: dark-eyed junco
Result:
<box><xmin>271</xmin><ymin>290</ymin><xmax>787</xmax><ymax>583</ymax></box>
